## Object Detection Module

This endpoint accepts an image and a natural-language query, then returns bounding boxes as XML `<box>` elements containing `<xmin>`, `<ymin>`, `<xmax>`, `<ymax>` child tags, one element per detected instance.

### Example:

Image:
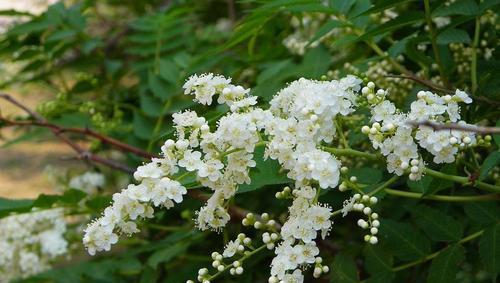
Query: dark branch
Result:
<box><xmin>408</xmin><ymin>120</ymin><xmax>500</xmax><ymax>135</ymax></box>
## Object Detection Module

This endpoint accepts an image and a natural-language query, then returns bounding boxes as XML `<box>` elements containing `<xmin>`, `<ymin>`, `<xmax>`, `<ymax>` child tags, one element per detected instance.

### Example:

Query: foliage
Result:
<box><xmin>0</xmin><ymin>0</ymin><xmax>499</xmax><ymax>283</ymax></box>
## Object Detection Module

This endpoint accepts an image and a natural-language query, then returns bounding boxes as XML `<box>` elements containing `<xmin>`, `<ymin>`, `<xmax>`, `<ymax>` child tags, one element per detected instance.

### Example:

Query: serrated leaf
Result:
<box><xmin>358</xmin><ymin>12</ymin><xmax>424</xmax><ymax>41</ymax></box>
<box><xmin>407</xmin><ymin>175</ymin><xmax>433</xmax><ymax>193</ymax></box>
<box><xmin>352</xmin><ymin>0</ymin><xmax>415</xmax><ymax>18</ymax></box>
<box><xmin>330</xmin><ymin>254</ymin><xmax>360</xmax><ymax>283</ymax></box>
<box><xmin>364</xmin><ymin>245</ymin><xmax>393</xmax><ymax>274</ymax></box>
<box><xmin>433</xmin><ymin>0</ymin><xmax>479</xmax><ymax>16</ymax></box>
<box><xmin>437</xmin><ymin>28</ymin><xmax>471</xmax><ymax>44</ymax></box>
<box><xmin>380</xmin><ymin>220</ymin><xmax>431</xmax><ymax>261</ymax></box>
<box><xmin>412</xmin><ymin>205</ymin><xmax>463</xmax><ymax>241</ymax></box>
<box><xmin>479</xmin><ymin>224</ymin><xmax>500</xmax><ymax>273</ymax></box>
<box><xmin>427</xmin><ymin>244</ymin><xmax>465</xmax><ymax>283</ymax></box>
<box><xmin>308</xmin><ymin>19</ymin><xmax>346</xmax><ymax>45</ymax></box>
<box><xmin>148</xmin><ymin>71</ymin><xmax>173</xmax><ymax>100</ymax></box>
<box><xmin>464</xmin><ymin>202</ymin><xmax>500</xmax><ymax>226</ymax></box>
<box><xmin>147</xmin><ymin>242</ymin><xmax>189</xmax><ymax>268</ymax></box>
<box><xmin>350</xmin><ymin>167</ymin><xmax>383</xmax><ymax>184</ymax></box>
<box><xmin>479</xmin><ymin>151</ymin><xmax>500</xmax><ymax>181</ymax></box>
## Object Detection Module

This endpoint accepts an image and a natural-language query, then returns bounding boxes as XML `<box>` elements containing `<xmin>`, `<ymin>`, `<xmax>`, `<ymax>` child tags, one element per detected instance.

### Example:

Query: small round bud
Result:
<box><xmin>261</xmin><ymin>213</ymin><xmax>269</xmax><ymax>221</ymax></box>
<box><xmin>254</xmin><ymin>221</ymin><xmax>262</xmax><ymax>229</ymax></box>
<box><xmin>443</xmin><ymin>95</ymin><xmax>452</xmax><ymax>102</ymax></box>
<box><xmin>367</xmin><ymin>94</ymin><xmax>375</xmax><ymax>101</ymax></box>
<box><xmin>243</xmin><ymin>237</ymin><xmax>251</xmax><ymax>245</ymax></box>
<box><xmin>353</xmin><ymin>194</ymin><xmax>361</xmax><ymax>200</ymax></box>
<box><xmin>271</xmin><ymin>233</ymin><xmax>279</xmax><ymax>241</ymax></box>
<box><xmin>217</xmin><ymin>265</ymin><xmax>224</xmax><ymax>272</ymax></box>
<box><xmin>266</xmin><ymin>243</ymin><xmax>275</xmax><ymax>250</ymax></box>
<box><xmin>386</xmin><ymin>123</ymin><xmax>394</xmax><ymax>131</ymax></box>
<box><xmin>246</xmin><ymin>213</ymin><xmax>254</xmax><ymax>220</ymax></box>
<box><xmin>376</xmin><ymin>89</ymin><xmax>385</xmax><ymax>96</ymax></box>
<box><xmin>373</xmin><ymin>122</ymin><xmax>381</xmax><ymax>129</ymax></box>
<box><xmin>410</xmin><ymin>166</ymin><xmax>419</xmax><ymax>173</ymax></box>
<box><xmin>371</xmin><ymin>213</ymin><xmax>379</xmax><ymax>219</ymax></box>
<box><xmin>370</xmin><ymin>227</ymin><xmax>379</xmax><ymax>235</ymax></box>
<box><xmin>362</xmin><ymin>87</ymin><xmax>369</xmax><ymax>94</ymax></box>
<box><xmin>369</xmin><ymin>127</ymin><xmax>378</xmax><ymax>135</ymax></box>
<box><xmin>372</xmin><ymin>220</ymin><xmax>380</xmax><ymax>227</ymax></box>
<box><xmin>242</xmin><ymin>219</ymin><xmax>249</xmax><ymax>226</ymax></box>
<box><xmin>410</xmin><ymin>159</ymin><xmax>419</xmax><ymax>166</ymax></box>
<box><xmin>367</xmin><ymin>81</ymin><xmax>375</xmax><ymax>88</ymax></box>
<box><xmin>229</xmin><ymin>268</ymin><xmax>235</xmax><ymax>275</ymax></box>
<box><xmin>310</xmin><ymin>114</ymin><xmax>318</xmax><ymax>121</ymax></box>
<box><xmin>364</xmin><ymin>235</ymin><xmax>371</xmax><ymax>242</ymax></box>
<box><xmin>362</xmin><ymin>195</ymin><xmax>370</xmax><ymax>202</ymax></box>
<box><xmin>361</xmin><ymin>125</ymin><xmax>370</xmax><ymax>134</ymax></box>
<box><xmin>269</xmin><ymin>276</ymin><xmax>279</xmax><ymax>283</ymax></box>
<box><xmin>369</xmin><ymin>236</ymin><xmax>378</xmax><ymax>244</ymax></box>
<box><xmin>211</xmin><ymin>252</ymin><xmax>219</xmax><ymax>259</ymax></box>
<box><xmin>233</xmin><ymin>261</ymin><xmax>240</xmax><ymax>267</ymax></box>
<box><xmin>485</xmin><ymin>135</ymin><xmax>492</xmax><ymax>141</ymax></box>
<box><xmin>363</xmin><ymin>207</ymin><xmax>372</xmax><ymax>215</ymax></box>
<box><xmin>449</xmin><ymin>137</ymin><xmax>458</xmax><ymax>144</ymax></box>
<box><xmin>200</xmin><ymin>124</ymin><xmax>210</xmax><ymax>132</ymax></box>
<box><xmin>212</xmin><ymin>260</ymin><xmax>220</xmax><ymax>268</ymax></box>
<box><xmin>370</xmin><ymin>196</ymin><xmax>378</xmax><ymax>204</ymax></box>
<box><xmin>198</xmin><ymin>268</ymin><xmax>208</xmax><ymax>276</ymax></box>
<box><xmin>409</xmin><ymin>173</ymin><xmax>418</xmax><ymax>181</ymax></box>
<box><xmin>341</xmin><ymin>166</ymin><xmax>349</xmax><ymax>173</ymax></box>
<box><xmin>237</xmin><ymin>245</ymin><xmax>245</xmax><ymax>252</ymax></box>
<box><xmin>417</xmin><ymin>91</ymin><xmax>426</xmax><ymax>99</ymax></box>
<box><xmin>463</xmin><ymin>136</ymin><xmax>472</xmax><ymax>144</ymax></box>
<box><xmin>339</xmin><ymin>182</ymin><xmax>348</xmax><ymax>192</ymax></box>
<box><xmin>268</xmin><ymin>220</ymin><xmax>276</xmax><ymax>227</ymax></box>
<box><xmin>350</xmin><ymin>176</ymin><xmax>357</xmax><ymax>182</ymax></box>
<box><xmin>315</xmin><ymin>257</ymin><xmax>323</xmax><ymax>264</ymax></box>
<box><xmin>322</xmin><ymin>266</ymin><xmax>329</xmax><ymax>273</ymax></box>
<box><xmin>275</xmin><ymin>192</ymin><xmax>282</xmax><ymax>199</ymax></box>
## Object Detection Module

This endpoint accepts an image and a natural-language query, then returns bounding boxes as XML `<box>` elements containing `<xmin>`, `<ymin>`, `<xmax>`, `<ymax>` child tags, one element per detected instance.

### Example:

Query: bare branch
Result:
<box><xmin>408</xmin><ymin>120</ymin><xmax>500</xmax><ymax>135</ymax></box>
<box><xmin>0</xmin><ymin>93</ymin><xmax>136</xmax><ymax>173</ymax></box>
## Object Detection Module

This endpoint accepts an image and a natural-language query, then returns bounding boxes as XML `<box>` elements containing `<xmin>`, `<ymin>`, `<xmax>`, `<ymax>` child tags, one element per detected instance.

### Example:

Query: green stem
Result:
<box><xmin>368</xmin><ymin>175</ymin><xmax>399</xmax><ymax>196</ymax></box>
<box><xmin>425</xmin><ymin>168</ymin><xmax>500</xmax><ymax>193</ymax></box>
<box><xmin>206</xmin><ymin>244</ymin><xmax>268</xmax><ymax>281</ymax></box>
<box><xmin>384</xmin><ymin>189</ymin><xmax>500</xmax><ymax>202</ymax></box>
<box><xmin>147</xmin><ymin>99</ymin><xmax>172</xmax><ymax>152</ymax></box>
<box><xmin>424</xmin><ymin>0</ymin><xmax>450</xmax><ymax>87</ymax></box>
<box><xmin>392</xmin><ymin>229</ymin><xmax>484</xmax><ymax>272</ymax></box>
<box><xmin>471</xmin><ymin>17</ymin><xmax>480</xmax><ymax>94</ymax></box>
<box><xmin>335</xmin><ymin>117</ymin><xmax>350</xmax><ymax>149</ymax></box>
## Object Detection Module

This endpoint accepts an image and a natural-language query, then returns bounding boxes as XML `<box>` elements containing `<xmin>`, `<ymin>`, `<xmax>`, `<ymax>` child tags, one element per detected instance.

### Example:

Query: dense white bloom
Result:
<box><xmin>0</xmin><ymin>208</ymin><xmax>68</xmax><ymax>282</ymax></box>
<box><xmin>69</xmin><ymin>172</ymin><xmax>105</xmax><ymax>195</ymax></box>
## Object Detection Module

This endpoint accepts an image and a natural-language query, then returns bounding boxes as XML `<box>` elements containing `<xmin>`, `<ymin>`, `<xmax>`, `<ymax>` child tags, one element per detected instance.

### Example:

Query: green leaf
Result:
<box><xmin>364</xmin><ymin>245</ymin><xmax>394</xmax><ymax>274</ymax></box>
<box><xmin>308</xmin><ymin>19</ymin><xmax>346</xmax><ymax>45</ymax></box>
<box><xmin>437</xmin><ymin>28</ymin><xmax>471</xmax><ymax>44</ymax></box>
<box><xmin>479</xmin><ymin>0</ymin><xmax>500</xmax><ymax>13</ymax></box>
<box><xmin>479</xmin><ymin>151</ymin><xmax>500</xmax><ymax>181</ymax></box>
<box><xmin>299</xmin><ymin>45</ymin><xmax>331</xmax><ymax>77</ymax></box>
<box><xmin>147</xmin><ymin>242</ymin><xmax>189</xmax><ymax>268</ymax></box>
<box><xmin>352</xmin><ymin>0</ymin><xmax>416</xmax><ymax>18</ymax></box>
<box><xmin>140</xmin><ymin>93</ymin><xmax>164</xmax><ymax>117</ymax></box>
<box><xmin>380</xmin><ymin>220</ymin><xmax>431</xmax><ymax>261</ymax></box>
<box><xmin>238</xmin><ymin>147</ymin><xmax>290</xmax><ymax>193</ymax></box>
<box><xmin>148</xmin><ymin>71</ymin><xmax>173</xmax><ymax>100</ymax></box>
<box><xmin>350</xmin><ymin>167</ymin><xmax>383</xmax><ymax>184</ymax></box>
<box><xmin>479</xmin><ymin>224</ymin><xmax>500</xmax><ymax>273</ymax></box>
<box><xmin>0</xmin><ymin>198</ymin><xmax>34</xmax><ymax>216</ymax></box>
<box><xmin>133</xmin><ymin>111</ymin><xmax>155</xmax><ymax>140</ymax></box>
<box><xmin>464</xmin><ymin>202</ymin><xmax>500</xmax><ymax>226</ymax></box>
<box><xmin>412</xmin><ymin>205</ymin><xmax>463</xmax><ymax>241</ymax></box>
<box><xmin>433</xmin><ymin>0</ymin><xmax>479</xmax><ymax>16</ymax></box>
<box><xmin>330</xmin><ymin>254</ymin><xmax>360</xmax><ymax>283</ymax></box>
<box><xmin>45</xmin><ymin>29</ymin><xmax>77</xmax><ymax>43</ymax></box>
<box><xmin>407</xmin><ymin>175</ymin><xmax>433</xmax><ymax>193</ymax></box>
<box><xmin>329</xmin><ymin>0</ymin><xmax>355</xmax><ymax>14</ymax></box>
<box><xmin>159</xmin><ymin>59</ymin><xmax>180</xmax><ymax>84</ymax></box>
<box><xmin>359</xmin><ymin>12</ymin><xmax>424</xmax><ymax>41</ymax></box>
<box><xmin>427</xmin><ymin>244</ymin><xmax>465</xmax><ymax>283</ymax></box>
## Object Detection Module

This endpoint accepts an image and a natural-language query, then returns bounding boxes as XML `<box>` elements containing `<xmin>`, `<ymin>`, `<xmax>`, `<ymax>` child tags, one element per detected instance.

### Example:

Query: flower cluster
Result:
<box><xmin>69</xmin><ymin>171</ymin><xmax>105</xmax><ymax>195</ymax></box>
<box><xmin>361</xmin><ymin>82</ymin><xmax>476</xmax><ymax>181</ymax></box>
<box><xmin>0</xmin><ymin>208</ymin><xmax>68</xmax><ymax>283</ymax></box>
<box><xmin>270</xmin><ymin>186</ymin><xmax>332</xmax><ymax>282</ymax></box>
<box><xmin>84</xmin><ymin>73</ymin><xmax>363</xmax><ymax>257</ymax></box>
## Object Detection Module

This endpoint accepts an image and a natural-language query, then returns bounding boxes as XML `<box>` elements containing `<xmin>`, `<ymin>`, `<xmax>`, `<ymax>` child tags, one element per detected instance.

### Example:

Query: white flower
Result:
<box><xmin>454</xmin><ymin>89</ymin><xmax>472</xmax><ymax>104</ymax></box>
<box><xmin>134</xmin><ymin>162</ymin><xmax>162</xmax><ymax>181</ymax></box>
<box><xmin>222</xmin><ymin>239</ymin><xmax>241</xmax><ymax>258</ymax></box>
<box><xmin>178</xmin><ymin>150</ymin><xmax>203</xmax><ymax>172</ymax></box>
<box><xmin>372</xmin><ymin>100</ymin><xmax>396</xmax><ymax>122</ymax></box>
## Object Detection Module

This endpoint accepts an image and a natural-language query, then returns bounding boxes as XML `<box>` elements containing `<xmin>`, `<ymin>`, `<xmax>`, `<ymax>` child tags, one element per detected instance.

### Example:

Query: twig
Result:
<box><xmin>0</xmin><ymin>117</ymin><xmax>156</xmax><ymax>159</ymax></box>
<box><xmin>385</xmin><ymin>74</ymin><xmax>453</xmax><ymax>94</ymax></box>
<box><xmin>0</xmin><ymin>93</ymin><xmax>136</xmax><ymax>173</ymax></box>
<box><xmin>408</xmin><ymin>120</ymin><xmax>500</xmax><ymax>135</ymax></box>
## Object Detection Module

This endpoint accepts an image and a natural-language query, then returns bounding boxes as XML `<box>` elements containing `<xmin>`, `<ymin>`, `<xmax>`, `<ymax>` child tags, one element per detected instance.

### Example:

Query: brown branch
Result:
<box><xmin>0</xmin><ymin>117</ymin><xmax>156</xmax><ymax>159</ymax></box>
<box><xmin>408</xmin><ymin>120</ymin><xmax>500</xmax><ymax>135</ymax></box>
<box><xmin>0</xmin><ymin>93</ymin><xmax>136</xmax><ymax>173</ymax></box>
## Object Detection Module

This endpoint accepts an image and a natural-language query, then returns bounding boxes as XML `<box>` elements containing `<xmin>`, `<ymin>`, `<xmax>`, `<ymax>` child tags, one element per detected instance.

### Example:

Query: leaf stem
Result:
<box><xmin>471</xmin><ymin>17</ymin><xmax>480</xmax><ymax>94</ymax></box>
<box><xmin>392</xmin><ymin>229</ymin><xmax>484</xmax><ymax>272</ymax></box>
<box><xmin>384</xmin><ymin>189</ymin><xmax>500</xmax><ymax>202</ymax></box>
<box><xmin>425</xmin><ymin>168</ymin><xmax>500</xmax><ymax>193</ymax></box>
<box><xmin>206</xmin><ymin>243</ymin><xmax>268</xmax><ymax>281</ymax></box>
<box><xmin>368</xmin><ymin>175</ymin><xmax>399</xmax><ymax>196</ymax></box>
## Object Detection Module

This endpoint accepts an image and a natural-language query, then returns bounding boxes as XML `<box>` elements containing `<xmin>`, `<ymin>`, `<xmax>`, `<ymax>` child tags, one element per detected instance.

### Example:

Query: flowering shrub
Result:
<box><xmin>0</xmin><ymin>1</ymin><xmax>499</xmax><ymax>283</ymax></box>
